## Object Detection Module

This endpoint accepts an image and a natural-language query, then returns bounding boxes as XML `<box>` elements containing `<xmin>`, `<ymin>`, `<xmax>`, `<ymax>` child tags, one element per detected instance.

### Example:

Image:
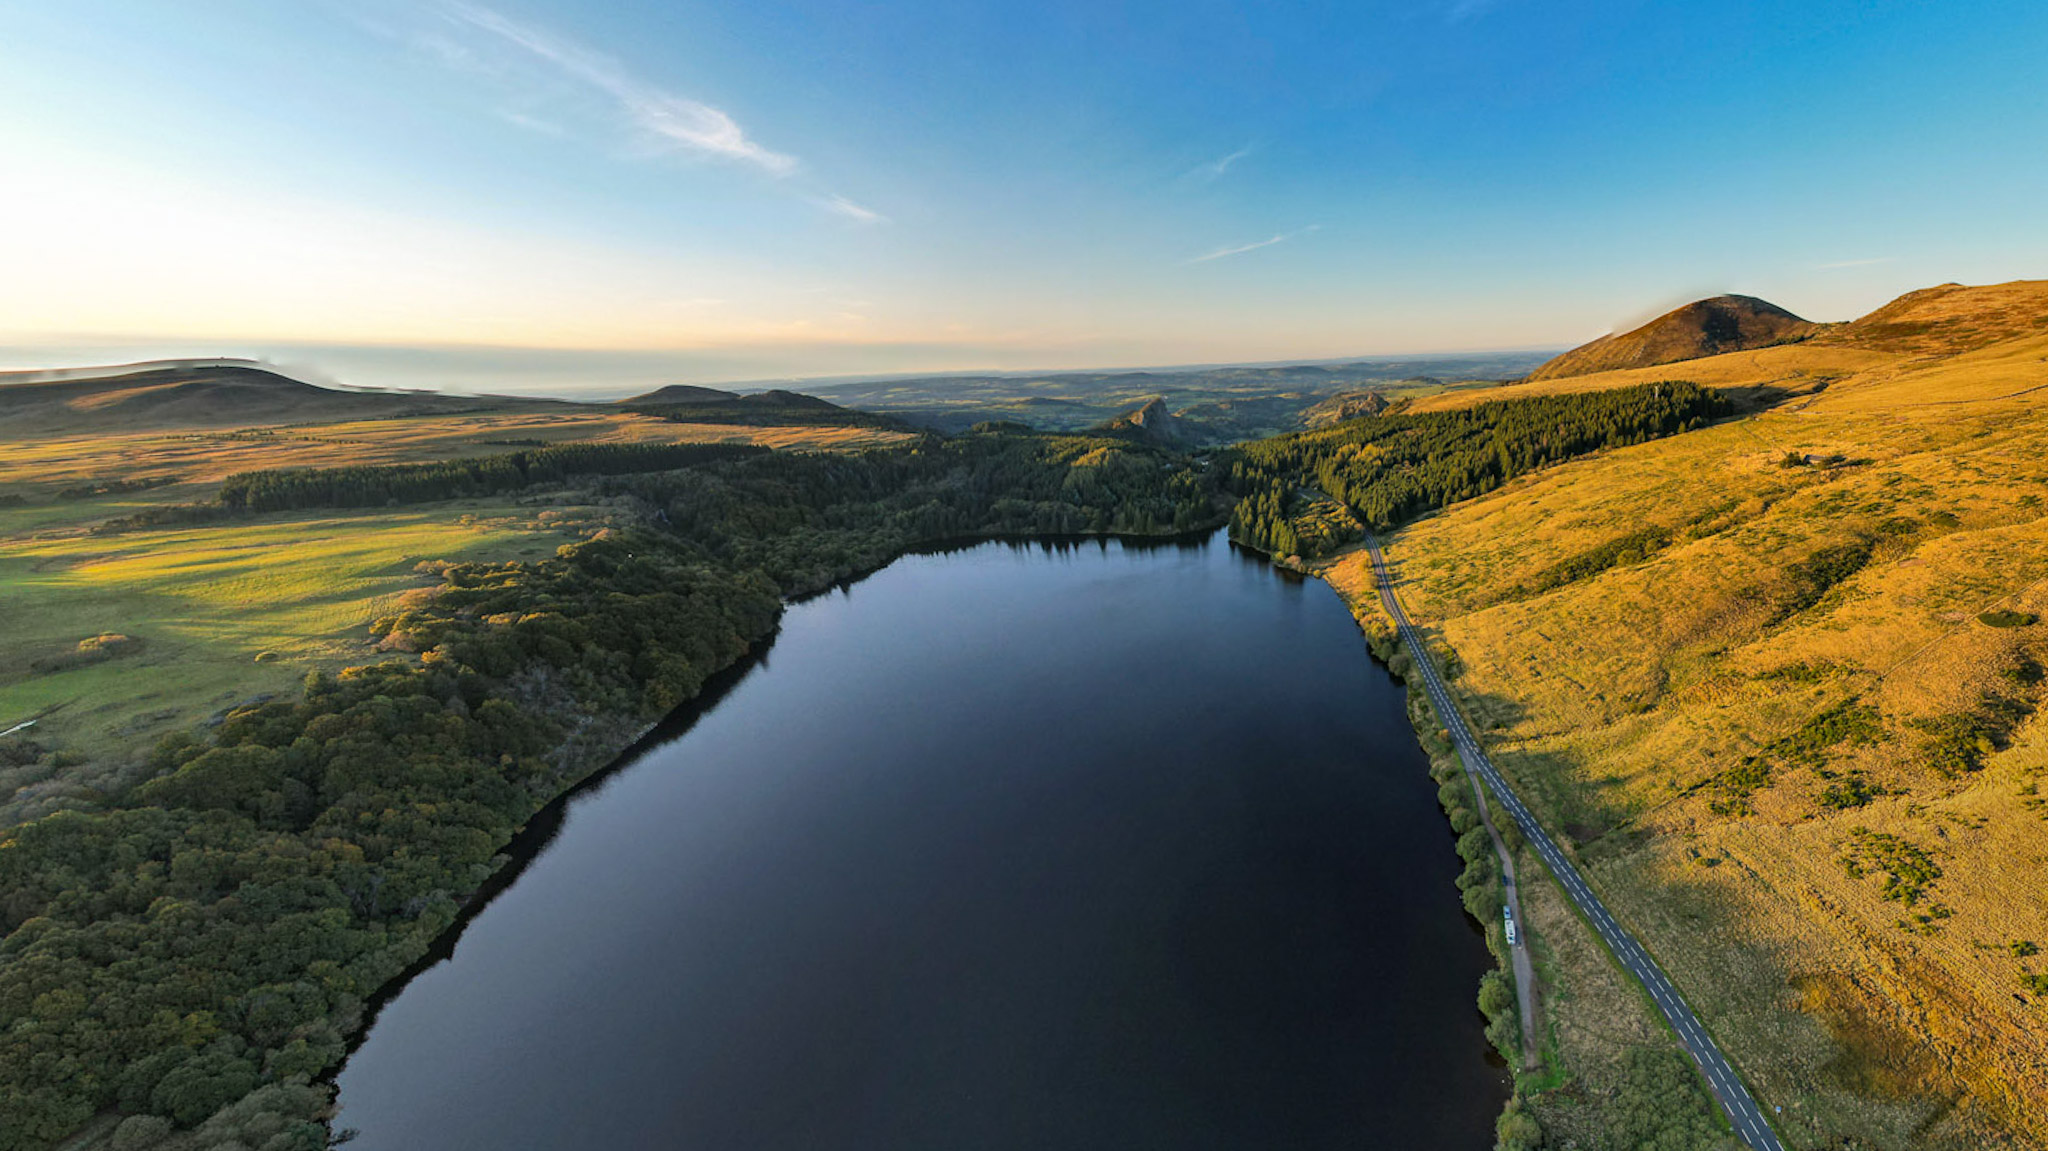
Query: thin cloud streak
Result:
<box><xmin>1188</xmin><ymin>145</ymin><xmax>1252</xmax><ymax>181</ymax></box>
<box><xmin>1187</xmin><ymin>225</ymin><xmax>1318</xmax><ymax>264</ymax></box>
<box><xmin>444</xmin><ymin>1</ymin><xmax>797</xmax><ymax>174</ymax></box>
<box><xmin>1816</xmin><ymin>256</ymin><xmax>1895</xmax><ymax>269</ymax></box>
<box><xmin>819</xmin><ymin>194</ymin><xmax>886</xmax><ymax>224</ymax></box>
<box><xmin>496</xmin><ymin>109</ymin><xmax>566</xmax><ymax>137</ymax></box>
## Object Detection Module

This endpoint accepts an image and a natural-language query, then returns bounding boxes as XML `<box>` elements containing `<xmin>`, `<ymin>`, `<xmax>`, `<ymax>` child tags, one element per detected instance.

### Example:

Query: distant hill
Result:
<box><xmin>0</xmin><ymin>359</ymin><xmax>560</xmax><ymax>436</ymax></box>
<box><xmin>799</xmin><ymin>354</ymin><xmax>1544</xmax><ymax>441</ymax></box>
<box><xmin>1092</xmin><ymin>397</ymin><xmax>1190</xmax><ymax>445</ymax></box>
<box><xmin>621</xmin><ymin>384</ymin><xmax>742</xmax><ymax>406</ymax></box>
<box><xmin>0</xmin><ymin>360</ymin><xmax>918</xmax><ymax>437</ymax></box>
<box><xmin>1527</xmin><ymin>295</ymin><xmax>1817</xmax><ymax>382</ymax></box>
<box><xmin>624</xmin><ymin>386</ymin><xmax>912</xmax><ymax>431</ymax></box>
<box><xmin>1820</xmin><ymin>278</ymin><xmax>2048</xmax><ymax>354</ymax></box>
<box><xmin>1300</xmin><ymin>390</ymin><xmax>1394</xmax><ymax>428</ymax></box>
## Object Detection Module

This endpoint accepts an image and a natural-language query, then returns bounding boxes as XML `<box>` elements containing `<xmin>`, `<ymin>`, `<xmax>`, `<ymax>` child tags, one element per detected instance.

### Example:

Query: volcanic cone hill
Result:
<box><xmin>1527</xmin><ymin>294</ymin><xmax>1818</xmax><ymax>382</ymax></box>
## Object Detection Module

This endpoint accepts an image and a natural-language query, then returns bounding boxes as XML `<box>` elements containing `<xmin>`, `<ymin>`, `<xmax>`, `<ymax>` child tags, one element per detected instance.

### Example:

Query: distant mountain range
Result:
<box><xmin>17</xmin><ymin>280</ymin><xmax>2043</xmax><ymax>444</ymax></box>
<box><xmin>0</xmin><ymin>353</ymin><xmax>1552</xmax><ymax>446</ymax></box>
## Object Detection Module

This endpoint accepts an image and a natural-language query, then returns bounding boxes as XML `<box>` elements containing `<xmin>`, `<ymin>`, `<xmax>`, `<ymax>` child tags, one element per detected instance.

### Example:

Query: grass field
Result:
<box><xmin>0</xmin><ymin>505</ymin><xmax>580</xmax><ymax>749</ymax></box>
<box><xmin>0</xmin><ymin>412</ymin><xmax>908</xmax><ymax>498</ymax></box>
<box><xmin>1312</xmin><ymin>301</ymin><xmax>2048</xmax><ymax>1148</ymax></box>
<box><xmin>0</xmin><ymin>409</ymin><xmax>906</xmax><ymax>829</ymax></box>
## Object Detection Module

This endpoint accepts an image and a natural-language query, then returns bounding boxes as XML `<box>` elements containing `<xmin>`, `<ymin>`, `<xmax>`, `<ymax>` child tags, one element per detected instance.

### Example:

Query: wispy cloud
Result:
<box><xmin>1447</xmin><ymin>0</ymin><xmax>1502</xmax><ymax>23</ymax></box>
<box><xmin>1187</xmin><ymin>225</ymin><xmax>1319</xmax><ymax>264</ymax></box>
<box><xmin>443</xmin><ymin>1</ymin><xmax>796</xmax><ymax>174</ymax></box>
<box><xmin>496</xmin><ymin>109</ymin><xmax>566</xmax><ymax>137</ymax></box>
<box><xmin>1188</xmin><ymin>145</ymin><xmax>1252</xmax><ymax>182</ymax></box>
<box><xmin>818</xmin><ymin>194</ymin><xmax>886</xmax><ymax>224</ymax></box>
<box><xmin>1815</xmin><ymin>256</ymin><xmax>1895</xmax><ymax>269</ymax></box>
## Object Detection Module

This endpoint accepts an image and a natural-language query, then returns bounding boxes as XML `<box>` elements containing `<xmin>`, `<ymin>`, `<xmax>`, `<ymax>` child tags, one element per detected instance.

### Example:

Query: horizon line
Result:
<box><xmin>0</xmin><ymin>345</ymin><xmax>1568</xmax><ymax>397</ymax></box>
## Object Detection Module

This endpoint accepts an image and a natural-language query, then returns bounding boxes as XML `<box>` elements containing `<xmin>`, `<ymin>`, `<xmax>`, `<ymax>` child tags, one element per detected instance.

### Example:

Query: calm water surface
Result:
<box><xmin>334</xmin><ymin>532</ymin><xmax>1506</xmax><ymax>1149</ymax></box>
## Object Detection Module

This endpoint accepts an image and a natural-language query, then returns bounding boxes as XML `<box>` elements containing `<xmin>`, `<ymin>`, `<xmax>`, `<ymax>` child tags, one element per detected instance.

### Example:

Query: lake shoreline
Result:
<box><xmin>320</xmin><ymin>521</ymin><xmax>1229</xmax><ymax>1126</ymax></box>
<box><xmin>329</xmin><ymin>524</ymin><xmax>1506</xmax><ymax>1148</ymax></box>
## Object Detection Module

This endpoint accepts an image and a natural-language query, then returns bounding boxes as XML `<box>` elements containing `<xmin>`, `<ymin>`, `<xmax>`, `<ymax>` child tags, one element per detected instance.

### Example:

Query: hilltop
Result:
<box><xmin>1816</xmin><ymin>278</ymin><xmax>2048</xmax><ymax>355</ymax></box>
<box><xmin>620</xmin><ymin>383</ymin><xmax>742</xmax><ymax>406</ymax></box>
<box><xmin>1092</xmin><ymin>396</ymin><xmax>1190</xmax><ymax>444</ymax></box>
<box><xmin>1407</xmin><ymin>279</ymin><xmax>2048</xmax><ymax>415</ymax></box>
<box><xmin>622</xmin><ymin>385</ymin><xmax>912</xmax><ymax>431</ymax></box>
<box><xmin>1526</xmin><ymin>294</ymin><xmax>1817</xmax><ymax>382</ymax></box>
<box><xmin>0</xmin><ymin>359</ymin><xmax>566</xmax><ymax>435</ymax></box>
<box><xmin>0</xmin><ymin>358</ymin><xmax>912</xmax><ymax>439</ymax></box>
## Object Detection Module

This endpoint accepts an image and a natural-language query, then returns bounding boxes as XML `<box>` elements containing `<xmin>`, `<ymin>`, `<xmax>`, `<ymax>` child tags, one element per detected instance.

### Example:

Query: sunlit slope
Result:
<box><xmin>0</xmin><ymin>508</ymin><xmax>564</xmax><ymax>772</ymax></box>
<box><xmin>1326</xmin><ymin>325</ymin><xmax>2048</xmax><ymax>1146</ymax></box>
<box><xmin>1410</xmin><ymin>279</ymin><xmax>2048</xmax><ymax>415</ymax></box>
<box><xmin>1407</xmin><ymin>342</ymin><xmax>1895</xmax><ymax>412</ymax></box>
<box><xmin>1822</xmin><ymin>279</ymin><xmax>2048</xmax><ymax>356</ymax></box>
<box><xmin>1526</xmin><ymin>294</ymin><xmax>1818</xmax><ymax>382</ymax></box>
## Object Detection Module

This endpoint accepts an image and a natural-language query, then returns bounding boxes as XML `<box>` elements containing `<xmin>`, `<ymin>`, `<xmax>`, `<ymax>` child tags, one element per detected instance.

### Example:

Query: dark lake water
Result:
<box><xmin>333</xmin><ymin>531</ymin><xmax>1506</xmax><ymax>1149</ymax></box>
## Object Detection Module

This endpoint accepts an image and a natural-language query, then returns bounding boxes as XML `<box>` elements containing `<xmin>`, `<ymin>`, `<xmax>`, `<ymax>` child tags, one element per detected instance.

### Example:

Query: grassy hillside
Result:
<box><xmin>1418</xmin><ymin>279</ymin><xmax>2048</xmax><ymax>414</ymax></box>
<box><xmin>1526</xmin><ymin>295</ymin><xmax>1818</xmax><ymax>382</ymax></box>
<box><xmin>0</xmin><ymin>362</ymin><xmax>574</xmax><ymax>435</ymax></box>
<box><xmin>1312</xmin><ymin>283</ymin><xmax>2048</xmax><ymax>1148</ymax></box>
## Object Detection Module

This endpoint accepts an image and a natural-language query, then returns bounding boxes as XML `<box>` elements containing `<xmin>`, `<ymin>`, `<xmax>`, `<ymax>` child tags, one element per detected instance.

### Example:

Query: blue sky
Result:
<box><xmin>2</xmin><ymin>0</ymin><xmax>2045</xmax><ymax>391</ymax></box>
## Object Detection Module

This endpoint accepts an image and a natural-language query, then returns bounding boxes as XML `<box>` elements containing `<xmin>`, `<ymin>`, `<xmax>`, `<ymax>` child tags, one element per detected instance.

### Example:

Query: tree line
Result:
<box><xmin>0</xmin><ymin>427</ymin><xmax>1223</xmax><ymax>1149</ymax></box>
<box><xmin>1222</xmin><ymin>381</ymin><xmax>1730</xmax><ymax>557</ymax></box>
<box><xmin>220</xmin><ymin>442</ymin><xmax>770</xmax><ymax>513</ymax></box>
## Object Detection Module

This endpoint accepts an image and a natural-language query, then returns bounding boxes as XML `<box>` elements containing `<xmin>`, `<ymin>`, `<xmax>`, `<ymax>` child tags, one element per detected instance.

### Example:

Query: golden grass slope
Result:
<box><xmin>0</xmin><ymin>412</ymin><xmax>907</xmax><ymax>498</ymax></box>
<box><xmin>1417</xmin><ymin>280</ymin><xmax>2048</xmax><ymax>418</ymax></box>
<box><xmin>1818</xmin><ymin>279</ymin><xmax>2048</xmax><ymax>356</ymax></box>
<box><xmin>1317</xmin><ymin>312</ymin><xmax>2048</xmax><ymax>1148</ymax></box>
<box><xmin>0</xmin><ymin>505</ymin><xmax>581</xmax><ymax>768</ymax></box>
<box><xmin>1526</xmin><ymin>294</ymin><xmax>1818</xmax><ymax>383</ymax></box>
<box><xmin>1407</xmin><ymin>341</ymin><xmax>1896</xmax><ymax>413</ymax></box>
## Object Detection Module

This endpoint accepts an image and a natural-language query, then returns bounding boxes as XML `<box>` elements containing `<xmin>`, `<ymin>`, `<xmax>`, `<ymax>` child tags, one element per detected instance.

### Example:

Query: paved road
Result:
<box><xmin>1366</xmin><ymin>536</ymin><xmax>1787</xmax><ymax>1151</ymax></box>
<box><xmin>1424</xmin><ymin>647</ymin><xmax>1541</xmax><ymax>1068</ymax></box>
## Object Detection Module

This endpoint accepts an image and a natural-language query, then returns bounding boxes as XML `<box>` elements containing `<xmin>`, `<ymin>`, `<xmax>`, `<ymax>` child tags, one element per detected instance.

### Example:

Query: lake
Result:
<box><xmin>332</xmin><ymin>531</ymin><xmax>1507</xmax><ymax>1149</ymax></box>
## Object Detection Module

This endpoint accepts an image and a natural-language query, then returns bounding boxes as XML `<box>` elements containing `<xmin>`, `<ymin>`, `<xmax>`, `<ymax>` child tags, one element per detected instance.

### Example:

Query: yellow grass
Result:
<box><xmin>0</xmin><ymin>412</ymin><xmax>909</xmax><ymax>497</ymax></box>
<box><xmin>1405</xmin><ymin>342</ymin><xmax>1896</xmax><ymax>412</ymax></box>
<box><xmin>0</xmin><ymin>503</ymin><xmax>601</xmax><ymax>761</ymax></box>
<box><xmin>1316</xmin><ymin>327</ymin><xmax>2048</xmax><ymax>1148</ymax></box>
<box><xmin>0</xmin><ymin>406</ymin><xmax>905</xmax><ymax>765</ymax></box>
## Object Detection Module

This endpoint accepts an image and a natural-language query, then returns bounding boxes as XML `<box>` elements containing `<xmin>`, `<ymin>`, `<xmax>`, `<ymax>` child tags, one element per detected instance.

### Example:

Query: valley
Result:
<box><xmin>4</xmin><ymin>279</ymin><xmax>2048</xmax><ymax>1151</ymax></box>
<box><xmin>11</xmin><ymin>6</ymin><xmax>2045</xmax><ymax>1149</ymax></box>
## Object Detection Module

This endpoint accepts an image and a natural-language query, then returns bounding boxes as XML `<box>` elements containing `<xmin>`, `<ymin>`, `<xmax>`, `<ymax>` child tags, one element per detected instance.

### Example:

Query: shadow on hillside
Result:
<box><xmin>1720</xmin><ymin>381</ymin><xmax>1815</xmax><ymax>415</ymax></box>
